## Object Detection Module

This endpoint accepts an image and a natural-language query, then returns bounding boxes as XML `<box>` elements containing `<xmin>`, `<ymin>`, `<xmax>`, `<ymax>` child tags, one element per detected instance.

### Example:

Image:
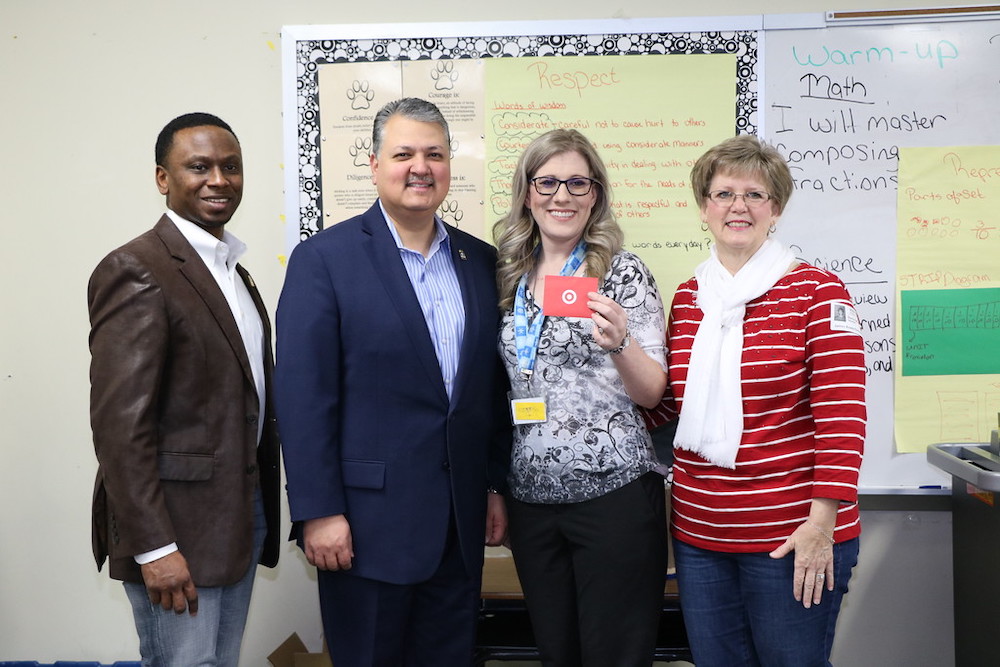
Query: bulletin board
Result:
<box><xmin>281</xmin><ymin>11</ymin><xmax>1000</xmax><ymax>492</ymax></box>
<box><xmin>281</xmin><ymin>17</ymin><xmax>760</xmax><ymax>296</ymax></box>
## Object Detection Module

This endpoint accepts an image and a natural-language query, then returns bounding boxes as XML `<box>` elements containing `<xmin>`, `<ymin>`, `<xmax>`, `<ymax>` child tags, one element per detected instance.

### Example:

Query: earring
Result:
<box><xmin>769</xmin><ymin>223</ymin><xmax>777</xmax><ymax>234</ymax></box>
<box><xmin>701</xmin><ymin>222</ymin><xmax>708</xmax><ymax>232</ymax></box>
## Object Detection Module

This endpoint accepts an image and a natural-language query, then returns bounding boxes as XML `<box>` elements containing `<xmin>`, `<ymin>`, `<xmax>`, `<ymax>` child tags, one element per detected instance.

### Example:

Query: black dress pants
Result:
<box><xmin>507</xmin><ymin>472</ymin><xmax>669</xmax><ymax>667</ymax></box>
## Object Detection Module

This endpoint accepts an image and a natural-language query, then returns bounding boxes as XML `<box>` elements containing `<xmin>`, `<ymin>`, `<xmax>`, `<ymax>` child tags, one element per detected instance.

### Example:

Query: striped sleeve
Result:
<box><xmin>639</xmin><ymin>282</ymin><xmax>698</xmax><ymax>430</ymax></box>
<box><xmin>804</xmin><ymin>276</ymin><xmax>866</xmax><ymax>503</ymax></box>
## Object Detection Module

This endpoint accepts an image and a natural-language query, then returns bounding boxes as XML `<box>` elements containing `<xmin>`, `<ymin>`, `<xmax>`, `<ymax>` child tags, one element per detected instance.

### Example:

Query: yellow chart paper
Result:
<box><xmin>895</xmin><ymin>145</ymin><xmax>1000</xmax><ymax>452</ymax></box>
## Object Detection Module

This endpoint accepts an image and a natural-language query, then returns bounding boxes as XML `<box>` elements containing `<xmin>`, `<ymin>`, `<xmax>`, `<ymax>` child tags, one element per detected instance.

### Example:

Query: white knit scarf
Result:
<box><xmin>674</xmin><ymin>239</ymin><xmax>797</xmax><ymax>469</ymax></box>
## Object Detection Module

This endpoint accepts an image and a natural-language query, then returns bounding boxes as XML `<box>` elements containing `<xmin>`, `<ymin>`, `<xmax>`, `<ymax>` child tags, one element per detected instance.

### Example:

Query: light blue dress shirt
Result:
<box><xmin>380</xmin><ymin>203</ymin><xmax>466</xmax><ymax>400</ymax></box>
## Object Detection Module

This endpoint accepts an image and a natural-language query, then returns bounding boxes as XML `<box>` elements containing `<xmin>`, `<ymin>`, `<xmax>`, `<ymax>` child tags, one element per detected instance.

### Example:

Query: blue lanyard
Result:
<box><xmin>513</xmin><ymin>240</ymin><xmax>587</xmax><ymax>378</ymax></box>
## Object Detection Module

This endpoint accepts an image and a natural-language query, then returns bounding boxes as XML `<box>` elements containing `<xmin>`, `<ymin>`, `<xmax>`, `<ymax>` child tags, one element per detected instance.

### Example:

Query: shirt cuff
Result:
<box><xmin>134</xmin><ymin>542</ymin><xmax>179</xmax><ymax>565</ymax></box>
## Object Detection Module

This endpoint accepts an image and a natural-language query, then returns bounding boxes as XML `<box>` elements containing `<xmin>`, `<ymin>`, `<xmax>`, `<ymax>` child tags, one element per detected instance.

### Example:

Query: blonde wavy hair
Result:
<box><xmin>492</xmin><ymin>129</ymin><xmax>623</xmax><ymax>311</ymax></box>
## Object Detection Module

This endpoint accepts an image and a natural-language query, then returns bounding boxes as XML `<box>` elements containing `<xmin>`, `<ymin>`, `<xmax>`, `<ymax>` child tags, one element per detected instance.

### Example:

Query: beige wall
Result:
<box><xmin>0</xmin><ymin>0</ymin><xmax>955</xmax><ymax>664</ymax></box>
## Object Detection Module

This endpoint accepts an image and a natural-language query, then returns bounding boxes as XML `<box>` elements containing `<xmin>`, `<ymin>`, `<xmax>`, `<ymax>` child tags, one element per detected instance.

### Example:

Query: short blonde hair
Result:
<box><xmin>690</xmin><ymin>135</ymin><xmax>793</xmax><ymax>214</ymax></box>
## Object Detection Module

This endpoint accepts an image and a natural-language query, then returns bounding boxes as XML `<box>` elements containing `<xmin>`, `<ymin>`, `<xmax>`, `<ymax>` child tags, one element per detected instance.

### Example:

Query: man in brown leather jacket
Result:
<box><xmin>88</xmin><ymin>112</ymin><xmax>280</xmax><ymax>666</ymax></box>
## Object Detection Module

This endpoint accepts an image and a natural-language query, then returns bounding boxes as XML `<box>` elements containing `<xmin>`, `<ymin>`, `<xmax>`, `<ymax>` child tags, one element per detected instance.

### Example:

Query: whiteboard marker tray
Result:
<box><xmin>927</xmin><ymin>443</ymin><xmax>1000</xmax><ymax>492</ymax></box>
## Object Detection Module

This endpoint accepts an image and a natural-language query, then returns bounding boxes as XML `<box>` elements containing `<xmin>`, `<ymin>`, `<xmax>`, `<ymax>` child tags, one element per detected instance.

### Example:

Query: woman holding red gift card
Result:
<box><xmin>492</xmin><ymin>128</ymin><xmax>670</xmax><ymax>666</ymax></box>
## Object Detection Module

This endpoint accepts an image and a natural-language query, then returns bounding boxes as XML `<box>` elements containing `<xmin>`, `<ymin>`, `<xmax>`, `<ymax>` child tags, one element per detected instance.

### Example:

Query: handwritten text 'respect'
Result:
<box><xmin>526</xmin><ymin>61</ymin><xmax>622</xmax><ymax>98</ymax></box>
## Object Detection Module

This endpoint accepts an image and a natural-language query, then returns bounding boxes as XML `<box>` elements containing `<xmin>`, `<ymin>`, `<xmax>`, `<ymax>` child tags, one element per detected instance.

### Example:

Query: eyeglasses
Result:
<box><xmin>530</xmin><ymin>177</ymin><xmax>598</xmax><ymax>197</ymax></box>
<box><xmin>707</xmin><ymin>190</ymin><xmax>772</xmax><ymax>207</ymax></box>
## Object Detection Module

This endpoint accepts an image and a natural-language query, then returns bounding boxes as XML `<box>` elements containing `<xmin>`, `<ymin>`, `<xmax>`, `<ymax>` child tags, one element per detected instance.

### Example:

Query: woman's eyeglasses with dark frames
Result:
<box><xmin>530</xmin><ymin>177</ymin><xmax>599</xmax><ymax>196</ymax></box>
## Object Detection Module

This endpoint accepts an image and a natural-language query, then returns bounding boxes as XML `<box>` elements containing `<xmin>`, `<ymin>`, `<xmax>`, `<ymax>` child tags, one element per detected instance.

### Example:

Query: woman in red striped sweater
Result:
<box><xmin>651</xmin><ymin>135</ymin><xmax>866</xmax><ymax>666</ymax></box>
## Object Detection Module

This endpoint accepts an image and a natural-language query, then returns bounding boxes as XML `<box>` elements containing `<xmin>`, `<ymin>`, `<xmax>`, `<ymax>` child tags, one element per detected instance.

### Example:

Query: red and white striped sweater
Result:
<box><xmin>650</xmin><ymin>263</ymin><xmax>866</xmax><ymax>552</ymax></box>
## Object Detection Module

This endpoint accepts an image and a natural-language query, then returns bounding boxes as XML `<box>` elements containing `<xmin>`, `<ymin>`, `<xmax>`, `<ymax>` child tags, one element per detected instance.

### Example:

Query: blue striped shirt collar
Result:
<box><xmin>377</xmin><ymin>200</ymin><xmax>450</xmax><ymax>258</ymax></box>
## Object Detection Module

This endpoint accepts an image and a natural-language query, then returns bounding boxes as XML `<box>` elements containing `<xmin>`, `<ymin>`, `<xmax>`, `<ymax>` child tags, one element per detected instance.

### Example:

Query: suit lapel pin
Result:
<box><xmin>458</xmin><ymin>249</ymin><xmax>467</xmax><ymax>261</ymax></box>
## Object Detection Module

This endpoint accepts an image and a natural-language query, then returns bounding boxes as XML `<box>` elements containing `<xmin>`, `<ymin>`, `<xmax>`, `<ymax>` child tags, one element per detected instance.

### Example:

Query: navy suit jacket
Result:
<box><xmin>275</xmin><ymin>201</ymin><xmax>509</xmax><ymax>585</ymax></box>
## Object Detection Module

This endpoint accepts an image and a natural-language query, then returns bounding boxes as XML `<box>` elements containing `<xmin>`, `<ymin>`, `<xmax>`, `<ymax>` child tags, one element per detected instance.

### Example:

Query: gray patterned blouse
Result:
<box><xmin>499</xmin><ymin>250</ymin><xmax>667</xmax><ymax>504</ymax></box>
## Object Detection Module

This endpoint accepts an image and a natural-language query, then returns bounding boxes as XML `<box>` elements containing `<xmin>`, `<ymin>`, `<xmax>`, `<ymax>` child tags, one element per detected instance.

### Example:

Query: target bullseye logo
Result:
<box><xmin>543</xmin><ymin>275</ymin><xmax>597</xmax><ymax>317</ymax></box>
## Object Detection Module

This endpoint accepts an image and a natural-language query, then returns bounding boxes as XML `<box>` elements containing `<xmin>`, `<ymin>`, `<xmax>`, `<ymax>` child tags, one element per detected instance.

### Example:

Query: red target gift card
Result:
<box><xmin>543</xmin><ymin>275</ymin><xmax>598</xmax><ymax>317</ymax></box>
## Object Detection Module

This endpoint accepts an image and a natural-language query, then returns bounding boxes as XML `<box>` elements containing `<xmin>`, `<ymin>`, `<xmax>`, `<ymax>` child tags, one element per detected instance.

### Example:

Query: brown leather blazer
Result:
<box><xmin>88</xmin><ymin>215</ymin><xmax>280</xmax><ymax>586</ymax></box>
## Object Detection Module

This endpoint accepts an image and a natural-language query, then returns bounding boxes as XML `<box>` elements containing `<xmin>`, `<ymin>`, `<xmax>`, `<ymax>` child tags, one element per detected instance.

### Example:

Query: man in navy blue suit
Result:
<box><xmin>275</xmin><ymin>97</ymin><xmax>510</xmax><ymax>665</ymax></box>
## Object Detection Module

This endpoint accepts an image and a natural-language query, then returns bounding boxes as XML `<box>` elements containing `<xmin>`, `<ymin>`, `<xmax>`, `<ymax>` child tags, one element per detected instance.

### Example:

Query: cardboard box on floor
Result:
<box><xmin>268</xmin><ymin>632</ymin><xmax>333</xmax><ymax>667</ymax></box>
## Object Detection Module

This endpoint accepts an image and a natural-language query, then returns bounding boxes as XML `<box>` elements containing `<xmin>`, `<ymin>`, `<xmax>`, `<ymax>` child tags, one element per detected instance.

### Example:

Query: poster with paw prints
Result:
<box><xmin>317</xmin><ymin>59</ymin><xmax>486</xmax><ymax>238</ymax></box>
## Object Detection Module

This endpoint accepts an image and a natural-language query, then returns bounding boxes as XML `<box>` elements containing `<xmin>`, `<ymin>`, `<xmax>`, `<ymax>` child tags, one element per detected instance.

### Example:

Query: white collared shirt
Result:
<box><xmin>136</xmin><ymin>211</ymin><xmax>266</xmax><ymax>565</ymax></box>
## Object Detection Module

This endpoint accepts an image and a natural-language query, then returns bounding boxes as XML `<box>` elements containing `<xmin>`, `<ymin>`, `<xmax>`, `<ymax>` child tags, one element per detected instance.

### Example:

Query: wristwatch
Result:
<box><xmin>609</xmin><ymin>332</ymin><xmax>631</xmax><ymax>355</ymax></box>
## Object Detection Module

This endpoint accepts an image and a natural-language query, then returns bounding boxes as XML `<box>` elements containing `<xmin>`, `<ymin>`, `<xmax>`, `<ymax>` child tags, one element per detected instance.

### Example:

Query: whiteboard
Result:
<box><xmin>763</xmin><ymin>17</ymin><xmax>1000</xmax><ymax>491</ymax></box>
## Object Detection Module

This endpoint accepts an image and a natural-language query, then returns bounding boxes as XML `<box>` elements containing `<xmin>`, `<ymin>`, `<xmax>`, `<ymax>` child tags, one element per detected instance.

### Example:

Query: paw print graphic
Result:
<box><xmin>438</xmin><ymin>199</ymin><xmax>464</xmax><ymax>227</ymax></box>
<box><xmin>347</xmin><ymin>80</ymin><xmax>374</xmax><ymax>110</ymax></box>
<box><xmin>430</xmin><ymin>61</ymin><xmax>458</xmax><ymax>91</ymax></box>
<box><xmin>348</xmin><ymin>137</ymin><xmax>372</xmax><ymax>167</ymax></box>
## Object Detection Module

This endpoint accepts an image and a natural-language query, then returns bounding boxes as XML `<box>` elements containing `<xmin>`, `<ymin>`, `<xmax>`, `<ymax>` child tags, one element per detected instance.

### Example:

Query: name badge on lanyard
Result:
<box><xmin>509</xmin><ymin>240</ymin><xmax>587</xmax><ymax>425</ymax></box>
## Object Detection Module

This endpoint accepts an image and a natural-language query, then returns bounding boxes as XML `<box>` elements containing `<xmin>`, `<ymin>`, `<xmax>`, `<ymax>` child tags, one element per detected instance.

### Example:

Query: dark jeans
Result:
<box><xmin>674</xmin><ymin>537</ymin><xmax>860</xmax><ymax>667</ymax></box>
